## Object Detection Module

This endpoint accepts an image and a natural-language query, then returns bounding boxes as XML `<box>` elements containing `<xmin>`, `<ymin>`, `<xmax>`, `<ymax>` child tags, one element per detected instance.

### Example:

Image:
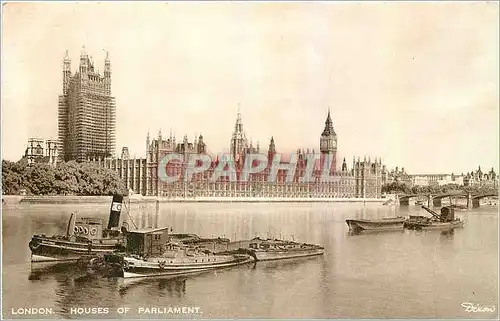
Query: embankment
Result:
<box><xmin>4</xmin><ymin>195</ymin><xmax>389</xmax><ymax>205</ymax></box>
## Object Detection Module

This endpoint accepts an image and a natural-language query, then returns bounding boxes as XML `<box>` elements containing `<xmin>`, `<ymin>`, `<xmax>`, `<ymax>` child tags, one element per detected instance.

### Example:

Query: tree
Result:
<box><xmin>2</xmin><ymin>159</ymin><xmax>127</xmax><ymax>196</ymax></box>
<box><xmin>382</xmin><ymin>181</ymin><xmax>411</xmax><ymax>194</ymax></box>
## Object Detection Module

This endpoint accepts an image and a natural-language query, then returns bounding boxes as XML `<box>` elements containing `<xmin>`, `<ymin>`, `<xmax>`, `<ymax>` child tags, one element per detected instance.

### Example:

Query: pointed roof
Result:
<box><xmin>268</xmin><ymin>136</ymin><xmax>276</xmax><ymax>153</ymax></box>
<box><xmin>64</xmin><ymin>50</ymin><xmax>70</xmax><ymax>62</ymax></box>
<box><xmin>234</xmin><ymin>108</ymin><xmax>244</xmax><ymax>132</ymax></box>
<box><xmin>321</xmin><ymin>109</ymin><xmax>336</xmax><ymax>136</ymax></box>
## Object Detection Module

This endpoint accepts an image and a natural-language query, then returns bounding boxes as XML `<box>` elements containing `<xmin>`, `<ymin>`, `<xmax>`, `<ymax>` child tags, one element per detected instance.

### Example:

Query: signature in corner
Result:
<box><xmin>461</xmin><ymin>302</ymin><xmax>496</xmax><ymax>313</ymax></box>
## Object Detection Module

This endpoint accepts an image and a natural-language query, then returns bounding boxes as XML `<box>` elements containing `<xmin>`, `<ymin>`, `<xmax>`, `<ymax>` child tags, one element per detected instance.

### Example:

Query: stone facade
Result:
<box><xmin>92</xmin><ymin>111</ymin><xmax>383</xmax><ymax>198</ymax></box>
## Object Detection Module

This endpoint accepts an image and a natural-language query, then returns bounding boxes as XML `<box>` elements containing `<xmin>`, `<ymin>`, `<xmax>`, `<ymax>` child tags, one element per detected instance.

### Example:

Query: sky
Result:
<box><xmin>1</xmin><ymin>2</ymin><xmax>499</xmax><ymax>174</ymax></box>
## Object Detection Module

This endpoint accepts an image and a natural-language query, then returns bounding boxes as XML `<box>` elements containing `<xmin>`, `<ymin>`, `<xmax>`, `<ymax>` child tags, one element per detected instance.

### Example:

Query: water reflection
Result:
<box><xmin>28</xmin><ymin>262</ymin><xmax>76</xmax><ymax>281</ymax></box>
<box><xmin>440</xmin><ymin>229</ymin><xmax>455</xmax><ymax>238</ymax></box>
<box><xmin>118</xmin><ymin>276</ymin><xmax>188</xmax><ymax>298</ymax></box>
<box><xmin>254</xmin><ymin>255</ymin><xmax>323</xmax><ymax>271</ymax></box>
<box><xmin>347</xmin><ymin>229</ymin><xmax>406</xmax><ymax>236</ymax></box>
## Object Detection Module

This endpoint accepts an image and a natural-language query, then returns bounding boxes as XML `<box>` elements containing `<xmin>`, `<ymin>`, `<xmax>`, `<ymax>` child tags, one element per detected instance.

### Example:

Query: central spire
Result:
<box><xmin>234</xmin><ymin>105</ymin><xmax>244</xmax><ymax>133</ymax></box>
<box><xmin>230</xmin><ymin>105</ymin><xmax>249</xmax><ymax>159</ymax></box>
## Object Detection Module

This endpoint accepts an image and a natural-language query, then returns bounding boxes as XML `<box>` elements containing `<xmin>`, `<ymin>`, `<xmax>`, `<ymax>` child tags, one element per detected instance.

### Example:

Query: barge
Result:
<box><xmin>103</xmin><ymin>227</ymin><xmax>254</xmax><ymax>279</ymax></box>
<box><xmin>346</xmin><ymin>217</ymin><xmax>407</xmax><ymax>233</ymax></box>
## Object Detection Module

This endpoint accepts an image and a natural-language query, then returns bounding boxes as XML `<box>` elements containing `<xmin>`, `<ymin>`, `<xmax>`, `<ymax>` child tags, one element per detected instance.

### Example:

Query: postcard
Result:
<box><xmin>1</xmin><ymin>1</ymin><xmax>498</xmax><ymax>320</ymax></box>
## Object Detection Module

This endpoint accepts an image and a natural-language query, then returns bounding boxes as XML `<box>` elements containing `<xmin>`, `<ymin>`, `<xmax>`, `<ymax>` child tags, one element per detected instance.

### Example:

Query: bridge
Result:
<box><xmin>470</xmin><ymin>192</ymin><xmax>498</xmax><ymax>208</ymax></box>
<box><xmin>397</xmin><ymin>191</ymin><xmax>498</xmax><ymax>208</ymax></box>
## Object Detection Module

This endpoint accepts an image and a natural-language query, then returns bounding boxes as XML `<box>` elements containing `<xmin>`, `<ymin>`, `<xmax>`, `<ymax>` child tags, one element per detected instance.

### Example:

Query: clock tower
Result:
<box><xmin>320</xmin><ymin>110</ymin><xmax>338</xmax><ymax>172</ymax></box>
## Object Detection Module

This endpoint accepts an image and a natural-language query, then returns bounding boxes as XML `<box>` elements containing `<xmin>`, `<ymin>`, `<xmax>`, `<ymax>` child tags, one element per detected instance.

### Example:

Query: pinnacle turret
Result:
<box><xmin>321</xmin><ymin>109</ymin><xmax>336</xmax><ymax>137</ymax></box>
<box><xmin>268</xmin><ymin>136</ymin><xmax>276</xmax><ymax>153</ymax></box>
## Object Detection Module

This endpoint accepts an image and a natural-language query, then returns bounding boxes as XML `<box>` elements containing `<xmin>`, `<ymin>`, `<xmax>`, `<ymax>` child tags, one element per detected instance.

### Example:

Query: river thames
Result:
<box><xmin>2</xmin><ymin>202</ymin><xmax>498</xmax><ymax>319</ymax></box>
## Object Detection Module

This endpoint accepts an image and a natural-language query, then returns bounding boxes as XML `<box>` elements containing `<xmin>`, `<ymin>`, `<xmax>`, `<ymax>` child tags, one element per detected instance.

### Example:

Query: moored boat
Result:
<box><xmin>230</xmin><ymin>237</ymin><xmax>324</xmax><ymax>261</ymax></box>
<box><xmin>103</xmin><ymin>227</ymin><xmax>254</xmax><ymax>279</ymax></box>
<box><xmin>405</xmin><ymin>206</ymin><xmax>464</xmax><ymax>230</ymax></box>
<box><xmin>409</xmin><ymin>219</ymin><xmax>464</xmax><ymax>230</ymax></box>
<box><xmin>28</xmin><ymin>194</ymin><xmax>127</xmax><ymax>263</ymax></box>
<box><xmin>346</xmin><ymin>217</ymin><xmax>407</xmax><ymax>233</ymax></box>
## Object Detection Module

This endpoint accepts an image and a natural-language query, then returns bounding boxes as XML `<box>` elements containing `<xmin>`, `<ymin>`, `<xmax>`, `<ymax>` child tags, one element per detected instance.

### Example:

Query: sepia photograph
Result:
<box><xmin>1</xmin><ymin>1</ymin><xmax>499</xmax><ymax>319</ymax></box>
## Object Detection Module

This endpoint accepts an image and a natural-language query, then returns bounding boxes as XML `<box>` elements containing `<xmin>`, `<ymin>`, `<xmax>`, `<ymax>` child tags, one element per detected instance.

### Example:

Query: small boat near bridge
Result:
<box><xmin>346</xmin><ymin>217</ymin><xmax>407</xmax><ymax>233</ymax></box>
<box><xmin>404</xmin><ymin>206</ymin><xmax>464</xmax><ymax>230</ymax></box>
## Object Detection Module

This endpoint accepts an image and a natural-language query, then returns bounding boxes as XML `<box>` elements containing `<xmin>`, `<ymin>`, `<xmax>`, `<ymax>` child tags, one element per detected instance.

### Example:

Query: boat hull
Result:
<box><xmin>412</xmin><ymin>221</ymin><xmax>464</xmax><ymax>230</ymax></box>
<box><xmin>123</xmin><ymin>268</ymin><xmax>212</xmax><ymax>279</ymax></box>
<box><xmin>346</xmin><ymin>219</ymin><xmax>406</xmax><ymax>232</ymax></box>
<box><xmin>115</xmin><ymin>255</ymin><xmax>254</xmax><ymax>279</ymax></box>
<box><xmin>29</xmin><ymin>236</ymin><xmax>122</xmax><ymax>263</ymax></box>
<box><xmin>253</xmin><ymin>248</ymin><xmax>324</xmax><ymax>261</ymax></box>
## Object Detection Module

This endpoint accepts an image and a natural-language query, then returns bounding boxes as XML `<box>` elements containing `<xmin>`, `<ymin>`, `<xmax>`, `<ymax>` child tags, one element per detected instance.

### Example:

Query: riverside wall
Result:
<box><xmin>2</xmin><ymin>195</ymin><xmax>390</xmax><ymax>205</ymax></box>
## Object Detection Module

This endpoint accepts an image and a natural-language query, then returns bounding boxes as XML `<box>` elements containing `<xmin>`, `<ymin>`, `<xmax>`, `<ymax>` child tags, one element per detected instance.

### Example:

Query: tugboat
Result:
<box><xmin>345</xmin><ymin>217</ymin><xmax>407</xmax><ymax>233</ymax></box>
<box><xmin>229</xmin><ymin>237</ymin><xmax>324</xmax><ymax>261</ymax></box>
<box><xmin>404</xmin><ymin>205</ymin><xmax>464</xmax><ymax>230</ymax></box>
<box><xmin>103</xmin><ymin>227</ymin><xmax>254</xmax><ymax>279</ymax></box>
<box><xmin>28</xmin><ymin>194</ymin><xmax>127</xmax><ymax>263</ymax></box>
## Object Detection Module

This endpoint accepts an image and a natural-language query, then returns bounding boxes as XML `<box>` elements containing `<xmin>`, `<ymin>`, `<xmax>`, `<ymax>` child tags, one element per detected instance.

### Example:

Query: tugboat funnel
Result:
<box><xmin>66</xmin><ymin>212</ymin><xmax>76</xmax><ymax>237</ymax></box>
<box><xmin>108</xmin><ymin>194</ymin><xmax>124</xmax><ymax>230</ymax></box>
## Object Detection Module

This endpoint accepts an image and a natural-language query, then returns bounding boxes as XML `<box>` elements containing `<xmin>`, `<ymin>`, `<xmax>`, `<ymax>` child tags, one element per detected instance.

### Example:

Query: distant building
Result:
<box><xmin>409</xmin><ymin>173</ymin><xmax>464</xmax><ymax>186</ymax></box>
<box><xmin>464</xmin><ymin>166</ymin><xmax>498</xmax><ymax>188</ymax></box>
<box><xmin>382</xmin><ymin>167</ymin><xmax>412</xmax><ymax>186</ymax></box>
<box><xmin>437</xmin><ymin>173</ymin><xmax>464</xmax><ymax>186</ymax></box>
<box><xmin>24</xmin><ymin>138</ymin><xmax>58</xmax><ymax>166</ymax></box>
<box><xmin>411</xmin><ymin>175</ymin><xmax>429</xmax><ymax>186</ymax></box>
<box><xmin>58</xmin><ymin>47</ymin><xmax>115</xmax><ymax>162</ymax></box>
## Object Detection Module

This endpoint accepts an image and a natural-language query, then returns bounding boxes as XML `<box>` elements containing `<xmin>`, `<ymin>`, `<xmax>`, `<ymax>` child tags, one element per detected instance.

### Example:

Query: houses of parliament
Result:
<box><xmin>47</xmin><ymin>49</ymin><xmax>384</xmax><ymax>199</ymax></box>
<box><xmin>91</xmin><ymin>109</ymin><xmax>383</xmax><ymax>199</ymax></box>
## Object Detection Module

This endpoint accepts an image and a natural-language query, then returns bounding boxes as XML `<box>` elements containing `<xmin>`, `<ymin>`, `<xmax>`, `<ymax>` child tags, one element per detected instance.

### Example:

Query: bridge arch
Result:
<box><xmin>432</xmin><ymin>191</ymin><xmax>468</xmax><ymax>200</ymax></box>
<box><xmin>398</xmin><ymin>194</ymin><xmax>420</xmax><ymax>201</ymax></box>
<box><xmin>471</xmin><ymin>193</ymin><xmax>498</xmax><ymax>200</ymax></box>
<box><xmin>431</xmin><ymin>191</ymin><xmax>469</xmax><ymax>207</ymax></box>
<box><xmin>398</xmin><ymin>194</ymin><xmax>430</xmax><ymax>206</ymax></box>
<box><xmin>470</xmin><ymin>193</ymin><xmax>498</xmax><ymax>208</ymax></box>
